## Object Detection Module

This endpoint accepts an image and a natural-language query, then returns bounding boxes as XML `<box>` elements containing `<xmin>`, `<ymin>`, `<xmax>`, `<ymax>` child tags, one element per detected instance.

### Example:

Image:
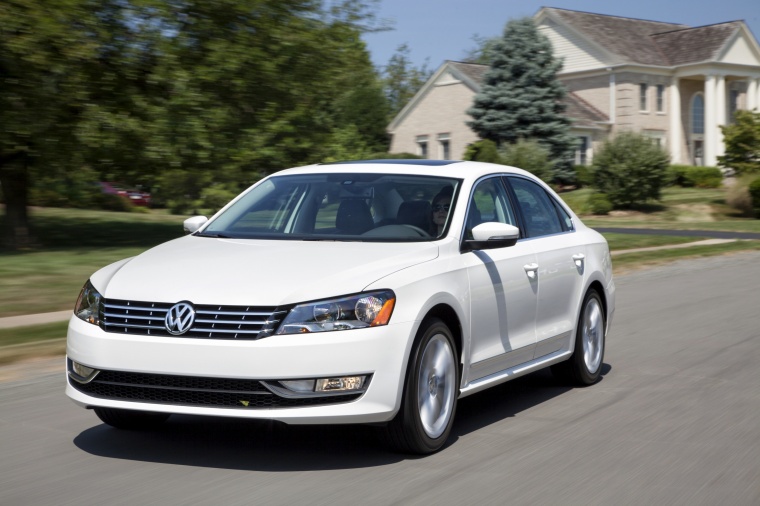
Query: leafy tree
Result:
<box><xmin>1</xmin><ymin>0</ymin><xmax>389</xmax><ymax>247</ymax></box>
<box><xmin>500</xmin><ymin>139</ymin><xmax>553</xmax><ymax>182</ymax></box>
<box><xmin>382</xmin><ymin>43</ymin><xmax>432</xmax><ymax>118</ymax></box>
<box><xmin>467</xmin><ymin>17</ymin><xmax>577</xmax><ymax>183</ymax></box>
<box><xmin>718</xmin><ymin>110</ymin><xmax>760</xmax><ymax>174</ymax></box>
<box><xmin>591</xmin><ymin>132</ymin><xmax>670</xmax><ymax>209</ymax></box>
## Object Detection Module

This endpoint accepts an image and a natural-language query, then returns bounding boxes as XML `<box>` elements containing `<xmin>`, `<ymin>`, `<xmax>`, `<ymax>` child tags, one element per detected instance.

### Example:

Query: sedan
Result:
<box><xmin>67</xmin><ymin>160</ymin><xmax>614</xmax><ymax>454</ymax></box>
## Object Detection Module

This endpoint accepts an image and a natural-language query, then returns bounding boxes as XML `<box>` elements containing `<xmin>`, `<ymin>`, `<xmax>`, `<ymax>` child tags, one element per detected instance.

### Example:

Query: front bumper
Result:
<box><xmin>65</xmin><ymin>315</ymin><xmax>415</xmax><ymax>424</ymax></box>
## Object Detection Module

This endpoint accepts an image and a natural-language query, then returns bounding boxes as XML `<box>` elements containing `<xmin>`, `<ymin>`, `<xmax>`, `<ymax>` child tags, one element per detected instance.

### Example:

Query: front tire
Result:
<box><xmin>552</xmin><ymin>289</ymin><xmax>605</xmax><ymax>385</ymax></box>
<box><xmin>94</xmin><ymin>407</ymin><xmax>170</xmax><ymax>430</ymax></box>
<box><xmin>386</xmin><ymin>318</ymin><xmax>459</xmax><ymax>454</ymax></box>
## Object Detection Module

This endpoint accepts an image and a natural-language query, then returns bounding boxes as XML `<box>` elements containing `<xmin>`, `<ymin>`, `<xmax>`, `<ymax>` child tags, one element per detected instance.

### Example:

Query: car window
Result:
<box><xmin>464</xmin><ymin>177</ymin><xmax>516</xmax><ymax>239</ymax></box>
<box><xmin>202</xmin><ymin>174</ymin><xmax>461</xmax><ymax>242</ymax></box>
<box><xmin>508</xmin><ymin>177</ymin><xmax>564</xmax><ymax>238</ymax></box>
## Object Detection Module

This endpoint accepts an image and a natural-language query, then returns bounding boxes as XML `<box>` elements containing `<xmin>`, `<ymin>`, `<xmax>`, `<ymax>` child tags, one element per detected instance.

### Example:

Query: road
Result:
<box><xmin>1</xmin><ymin>252</ymin><xmax>759</xmax><ymax>505</ymax></box>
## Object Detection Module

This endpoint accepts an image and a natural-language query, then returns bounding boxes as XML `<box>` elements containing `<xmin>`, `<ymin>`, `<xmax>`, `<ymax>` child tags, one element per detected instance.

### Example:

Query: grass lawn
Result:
<box><xmin>0</xmin><ymin>207</ymin><xmax>187</xmax><ymax>317</ymax></box>
<box><xmin>562</xmin><ymin>185</ymin><xmax>760</xmax><ymax>233</ymax></box>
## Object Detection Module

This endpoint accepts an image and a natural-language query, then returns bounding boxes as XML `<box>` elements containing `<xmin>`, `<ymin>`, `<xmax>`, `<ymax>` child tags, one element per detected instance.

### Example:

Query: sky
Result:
<box><xmin>361</xmin><ymin>0</ymin><xmax>760</xmax><ymax>70</ymax></box>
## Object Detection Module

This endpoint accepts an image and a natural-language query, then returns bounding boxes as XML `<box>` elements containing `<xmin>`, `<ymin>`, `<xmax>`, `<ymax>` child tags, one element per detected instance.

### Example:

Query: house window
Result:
<box><xmin>691</xmin><ymin>94</ymin><xmax>704</xmax><ymax>134</ymax></box>
<box><xmin>729</xmin><ymin>89</ymin><xmax>739</xmax><ymax>123</ymax></box>
<box><xmin>416</xmin><ymin>136</ymin><xmax>429</xmax><ymax>159</ymax></box>
<box><xmin>639</xmin><ymin>83</ymin><xmax>648</xmax><ymax>111</ymax></box>
<box><xmin>656</xmin><ymin>85</ymin><xmax>665</xmax><ymax>112</ymax></box>
<box><xmin>438</xmin><ymin>134</ymin><xmax>451</xmax><ymax>160</ymax></box>
<box><xmin>644</xmin><ymin>130</ymin><xmax>665</xmax><ymax>148</ymax></box>
<box><xmin>575</xmin><ymin>136</ymin><xmax>590</xmax><ymax>165</ymax></box>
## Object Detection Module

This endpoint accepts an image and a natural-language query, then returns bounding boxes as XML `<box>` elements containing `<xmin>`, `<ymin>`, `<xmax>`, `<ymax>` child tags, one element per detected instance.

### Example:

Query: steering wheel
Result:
<box><xmin>402</xmin><ymin>224</ymin><xmax>431</xmax><ymax>237</ymax></box>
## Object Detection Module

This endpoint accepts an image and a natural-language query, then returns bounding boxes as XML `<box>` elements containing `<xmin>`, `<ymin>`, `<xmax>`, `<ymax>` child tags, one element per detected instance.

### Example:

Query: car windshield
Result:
<box><xmin>199</xmin><ymin>173</ymin><xmax>461</xmax><ymax>242</ymax></box>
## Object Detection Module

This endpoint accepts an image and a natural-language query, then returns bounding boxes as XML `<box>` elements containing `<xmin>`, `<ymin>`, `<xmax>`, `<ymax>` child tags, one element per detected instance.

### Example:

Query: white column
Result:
<box><xmin>756</xmin><ymin>78</ymin><xmax>760</xmax><ymax>111</ymax></box>
<box><xmin>669</xmin><ymin>77</ymin><xmax>681</xmax><ymax>164</ymax></box>
<box><xmin>715</xmin><ymin>75</ymin><xmax>726</xmax><ymax>158</ymax></box>
<box><xmin>608</xmin><ymin>71</ymin><xmax>616</xmax><ymax>124</ymax></box>
<box><xmin>748</xmin><ymin>78</ymin><xmax>758</xmax><ymax>111</ymax></box>
<box><xmin>704</xmin><ymin>75</ymin><xmax>717</xmax><ymax>167</ymax></box>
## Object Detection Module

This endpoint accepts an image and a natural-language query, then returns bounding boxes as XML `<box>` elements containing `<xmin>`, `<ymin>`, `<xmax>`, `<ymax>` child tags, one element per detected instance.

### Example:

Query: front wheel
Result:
<box><xmin>94</xmin><ymin>407</ymin><xmax>170</xmax><ymax>430</ymax></box>
<box><xmin>386</xmin><ymin>318</ymin><xmax>459</xmax><ymax>454</ymax></box>
<box><xmin>552</xmin><ymin>289</ymin><xmax>605</xmax><ymax>385</ymax></box>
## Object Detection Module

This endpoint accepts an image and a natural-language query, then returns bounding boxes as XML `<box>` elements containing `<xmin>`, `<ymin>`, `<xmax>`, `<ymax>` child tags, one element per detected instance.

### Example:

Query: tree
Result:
<box><xmin>591</xmin><ymin>132</ymin><xmax>670</xmax><ymax>209</ymax></box>
<box><xmin>719</xmin><ymin>110</ymin><xmax>760</xmax><ymax>174</ymax></box>
<box><xmin>500</xmin><ymin>139</ymin><xmax>553</xmax><ymax>182</ymax></box>
<box><xmin>1</xmin><ymin>0</ymin><xmax>390</xmax><ymax>246</ymax></box>
<box><xmin>382</xmin><ymin>43</ymin><xmax>432</xmax><ymax>118</ymax></box>
<box><xmin>467</xmin><ymin>17</ymin><xmax>577</xmax><ymax>183</ymax></box>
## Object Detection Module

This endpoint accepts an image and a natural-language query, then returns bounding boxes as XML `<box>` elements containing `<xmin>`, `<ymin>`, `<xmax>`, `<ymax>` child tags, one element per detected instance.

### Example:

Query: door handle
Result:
<box><xmin>572</xmin><ymin>253</ymin><xmax>585</xmax><ymax>267</ymax></box>
<box><xmin>524</xmin><ymin>263</ymin><xmax>539</xmax><ymax>279</ymax></box>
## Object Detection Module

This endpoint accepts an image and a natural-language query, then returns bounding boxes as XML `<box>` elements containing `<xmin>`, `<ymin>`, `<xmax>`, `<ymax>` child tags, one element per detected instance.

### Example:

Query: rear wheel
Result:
<box><xmin>94</xmin><ymin>407</ymin><xmax>170</xmax><ymax>430</ymax></box>
<box><xmin>552</xmin><ymin>289</ymin><xmax>605</xmax><ymax>385</ymax></box>
<box><xmin>386</xmin><ymin>318</ymin><xmax>459</xmax><ymax>454</ymax></box>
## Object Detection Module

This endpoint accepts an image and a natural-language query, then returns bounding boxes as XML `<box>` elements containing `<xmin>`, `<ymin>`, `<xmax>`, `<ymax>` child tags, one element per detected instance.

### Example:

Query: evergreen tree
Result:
<box><xmin>467</xmin><ymin>17</ymin><xmax>577</xmax><ymax>182</ymax></box>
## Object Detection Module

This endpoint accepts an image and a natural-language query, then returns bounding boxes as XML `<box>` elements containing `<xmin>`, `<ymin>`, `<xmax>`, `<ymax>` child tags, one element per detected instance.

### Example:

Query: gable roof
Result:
<box><xmin>539</xmin><ymin>7</ymin><xmax>746</xmax><ymax>67</ymax></box>
<box><xmin>434</xmin><ymin>61</ymin><xmax>609</xmax><ymax>128</ymax></box>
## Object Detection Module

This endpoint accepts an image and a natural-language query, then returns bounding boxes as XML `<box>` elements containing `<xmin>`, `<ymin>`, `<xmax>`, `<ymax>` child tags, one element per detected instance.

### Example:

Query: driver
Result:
<box><xmin>431</xmin><ymin>186</ymin><xmax>453</xmax><ymax>236</ymax></box>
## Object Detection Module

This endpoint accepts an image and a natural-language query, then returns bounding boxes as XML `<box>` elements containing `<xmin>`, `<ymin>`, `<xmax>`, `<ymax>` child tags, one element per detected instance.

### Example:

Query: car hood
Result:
<box><xmin>94</xmin><ymin>236</ymin><xmax>439</xmax><ymax>306</ymax></box>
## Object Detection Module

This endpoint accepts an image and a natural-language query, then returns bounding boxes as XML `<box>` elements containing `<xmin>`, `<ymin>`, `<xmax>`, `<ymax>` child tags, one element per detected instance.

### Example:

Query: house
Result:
<box><xmin>387</xmin><ymin>7</ymin><xmax>760</xmax><ymax>167</ymax></box>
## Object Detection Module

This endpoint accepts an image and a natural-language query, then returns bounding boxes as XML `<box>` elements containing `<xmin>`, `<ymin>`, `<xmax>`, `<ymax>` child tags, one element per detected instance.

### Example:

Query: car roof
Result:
<box><xmin>273</xmin><ymin>160</ymin><xmax>535</xmax><ymax>182</ymax></box>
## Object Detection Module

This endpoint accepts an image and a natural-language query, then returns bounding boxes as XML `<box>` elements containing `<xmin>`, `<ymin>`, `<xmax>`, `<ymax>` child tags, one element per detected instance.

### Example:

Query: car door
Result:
<box><xmin>462</xmin><ymin>176</ymin><xmax>538</xmax><ymax>382</ymax></box>
<box><xmin>506</xmin><ymin>176</ymin><xmax>586</xmax><ymax>359</ymax></box>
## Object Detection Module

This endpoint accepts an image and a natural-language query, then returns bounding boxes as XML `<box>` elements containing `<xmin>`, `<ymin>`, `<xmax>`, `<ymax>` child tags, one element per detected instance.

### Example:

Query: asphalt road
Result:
<box><xmin>2</xmin><ymin>252</ymin><xmax>759</xmax><ymax>505</ymax></box>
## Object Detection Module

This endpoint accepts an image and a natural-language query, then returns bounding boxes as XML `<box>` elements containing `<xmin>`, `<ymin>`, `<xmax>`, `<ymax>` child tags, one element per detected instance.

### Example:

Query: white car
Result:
<box><xmin>67</xmin><ymin>160</ymin><xmax>614</xmax><ymax>454</ymax></box>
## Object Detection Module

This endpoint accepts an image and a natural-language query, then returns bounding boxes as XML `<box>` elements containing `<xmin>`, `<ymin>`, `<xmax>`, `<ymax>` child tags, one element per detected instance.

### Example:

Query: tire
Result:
<box><xmin>385</xmin><ymin>318</ymin><xmax>459</xmax><ymax>454</ymax></box>
<box><xmin>552</xmin><ymin>289</ymin><xmax>605</xmax><ymax>386</ymax></box>
<box><xmin>94</xmin><ymin>407</ymin><xmax>170</xmax><ymax>430</ymax></box>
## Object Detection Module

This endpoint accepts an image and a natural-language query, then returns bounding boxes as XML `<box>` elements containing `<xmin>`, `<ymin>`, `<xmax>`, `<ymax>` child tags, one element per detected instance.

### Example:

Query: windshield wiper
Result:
<box><xmin>195</xmin><ymin>232</ymin><xmax>232</xmax><ymax>238</ymax></box>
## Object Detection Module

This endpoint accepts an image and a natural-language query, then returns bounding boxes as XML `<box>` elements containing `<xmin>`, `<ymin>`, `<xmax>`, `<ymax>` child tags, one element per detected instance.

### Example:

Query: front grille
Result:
<box><xmin>71</xmin><ymin>369</ymin><xmax>362</xmax><ymax>409</ymax></box>
<box><xmin>101</xmin><ymin>299</ymin><xmax>287</xmax><ymax>339</ymax></box>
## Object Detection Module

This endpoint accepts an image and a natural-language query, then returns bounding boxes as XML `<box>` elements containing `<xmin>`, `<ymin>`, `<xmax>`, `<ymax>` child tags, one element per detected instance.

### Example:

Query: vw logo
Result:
<box><xmin>165</xmin><ymin>302</ymin><xmax>196</xmax><ymax>335</ymax></box>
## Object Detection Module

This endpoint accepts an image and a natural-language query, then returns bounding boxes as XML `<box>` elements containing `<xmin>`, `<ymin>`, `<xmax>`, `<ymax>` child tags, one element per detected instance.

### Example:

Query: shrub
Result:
<box><xmin>463</xmin><ymin>140</ymin><xmax>502</xmax><ymax>164</ymax></box>
<box><xmin>718</xmin><ymin>110</ymin><xmax>760</xmax><ymax>174</ymax></box>
<box><xmin>749</xmin><ymin>177</ymin><xmax>760</xmax><ymax>218</ymax></box>
<box><xmin>725</xmin><ymin>176</ymin><xmax>755</xmax><ymax>217</ymax></box>
<box><xmin>574</xmin><ymin>165</ymin><xmax>593</xmax><ymax>188</ymax></box>
<box><xmin>668</xmin><ymin>165</ymin><xmax>722</xmax><ymax>188</ymax></box>
<box><xmin>367</xmin><ymin>152</ymin><xmax>422</xmax><ymax>160</ymax></box>
<box><xmin>587</xmin><ymin>193</ymin><xmax>612</xmax><ymax>215</ymax></box>
<box><xmin>499</xmin><ymin>139</ymin><xmax>553</xmax><ymax>182</ymax></box>
<box><xmin>592</xmin><ymin>132</ymin><xmax>670</xmax><ymax>208</ymax></box>
<box><xmin>200</xmin><ymin>187</ymin><xmax>237</xmax><ymax>215</ymax></box>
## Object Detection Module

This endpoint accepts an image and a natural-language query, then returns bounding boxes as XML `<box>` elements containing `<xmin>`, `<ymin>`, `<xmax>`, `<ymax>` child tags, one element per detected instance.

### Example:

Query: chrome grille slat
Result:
<box><xmin>101</xmin><ymin>298</ymin><xmax>282</xmax><ymax>340</ymax></box>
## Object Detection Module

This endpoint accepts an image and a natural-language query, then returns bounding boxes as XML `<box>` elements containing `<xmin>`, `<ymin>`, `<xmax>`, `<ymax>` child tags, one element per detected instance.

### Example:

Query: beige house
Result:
<box><xmin>388</xmin><ymin>7</ymin><xmax>760</xmax><ymax>167</ymax></box>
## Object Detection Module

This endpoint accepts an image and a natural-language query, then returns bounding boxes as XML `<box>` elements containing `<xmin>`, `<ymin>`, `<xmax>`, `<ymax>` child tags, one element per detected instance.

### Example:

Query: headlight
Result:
<box><xmin>276</xmin><ymin>290</ymin><xmax>395</xmax><ymax>335</ymax></box>
<box><xmin>74</xmin><ymin>280</ymin><xmax>102</xmax><ymax>326</ymax></box>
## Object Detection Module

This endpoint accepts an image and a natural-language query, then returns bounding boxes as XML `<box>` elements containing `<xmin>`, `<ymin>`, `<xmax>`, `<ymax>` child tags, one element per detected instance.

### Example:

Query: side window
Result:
<box><xmin>508</xmin><ymin>177</ymin><xmax>564</xmax><ymax>238</ymax></box>
<box><xmin>465</xmin><ymin>178</ymin><xmax>516</xmax><ymax>239</ymax></box>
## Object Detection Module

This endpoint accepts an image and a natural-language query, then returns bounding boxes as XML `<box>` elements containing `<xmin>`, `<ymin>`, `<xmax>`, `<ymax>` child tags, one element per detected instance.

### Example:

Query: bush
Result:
<box><xmin>668</xmin><ymin>165</ymin><xmax>722</xmax><ymax>188</ymax></box>
<box><xmin>726</xmin><ymin>176</ymin><xmax>755</xmax><ymax>217</ymax></box>
<box><xmin>592</xmin><ymin>132</ymin><xmax>670</xmax><ymax>208</ymax></box>
<box><xmin>574</xmin><ymin>165</ymin><xmax>593</xmax><ymax>188</ymax></box>
<box><xmin>499</xmin><ymin>139</ymin><xmax>553</xmax><ymax>182</ymax></box>
<box><xmin>587</xmin><ymin>193</ymin><xmax>612</xmax><ymax>215</ymax></box>
<box><xmin>367</xmin><ymin>152</ymin><xmax>422</xmax><ymax>160</ymax></box>
<box><xmin>749</xmin><ymin>177</ymin><xmax>760</xmax><ymax>218</ymax></box>
<box><xmin>463</xmin><ymin>140</ymin><xmax>502</xmax><ymax>164</ymax></box>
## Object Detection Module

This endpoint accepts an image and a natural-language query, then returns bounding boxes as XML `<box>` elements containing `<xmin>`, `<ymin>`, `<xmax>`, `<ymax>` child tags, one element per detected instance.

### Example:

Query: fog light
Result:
<box><xmin>69</xmin><ymin>360</ymin><xmax>99</xmax><ymax>383</ymax></box>
<box><xmin>315</xmin><ymin>376</ymin><xmax>366</xmax><ymax>392</ymax></box>
<box><xmin>280</xmin><ymin>379</ymin><xmax>316</xmax><ymax>393</ymax></box>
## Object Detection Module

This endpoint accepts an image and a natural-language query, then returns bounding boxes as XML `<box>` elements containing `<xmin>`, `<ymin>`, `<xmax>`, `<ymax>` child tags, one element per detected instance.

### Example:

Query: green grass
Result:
<box><xmin>611</xmin><ymin>240</ymin><xmax>760</xmax><ymax>271</ymax></box>
<box><xmin>601</xmin><ymin>233</ymin><xmax>704</xmax><ymax>250</ymax></box>
<box><xmin>0</xmin><ymin>207</ymin><xmax>188</xmax><ymax>317</ymax></box>
<box><xmin>561</xmin><ymin>186</ymin><xmax>760</xmax><ymax>233</ymax></box>
<box><xmin>0</xmin><ymin>321</ymin><xmax>68</xmax><ymax>347</ymax></box>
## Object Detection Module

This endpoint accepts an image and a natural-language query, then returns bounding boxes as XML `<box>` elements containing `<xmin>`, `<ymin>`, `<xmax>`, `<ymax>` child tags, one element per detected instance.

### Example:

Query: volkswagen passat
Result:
<box><xmin>67</xmin><ymin>160</ymin><xmax>614</xmax><ymax>454</ymax></box>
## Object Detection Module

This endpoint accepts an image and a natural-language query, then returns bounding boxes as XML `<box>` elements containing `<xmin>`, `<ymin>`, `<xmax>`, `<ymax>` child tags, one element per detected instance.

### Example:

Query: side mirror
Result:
<box><xmin>462</xmin><ymin>222</ymin><xmax>520</xmax><ymax>251</ymax></box>
<box><xmin>183</xmin><ymin>216</ymin><xmax>208</xmax><ymax>234</ymax></box>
